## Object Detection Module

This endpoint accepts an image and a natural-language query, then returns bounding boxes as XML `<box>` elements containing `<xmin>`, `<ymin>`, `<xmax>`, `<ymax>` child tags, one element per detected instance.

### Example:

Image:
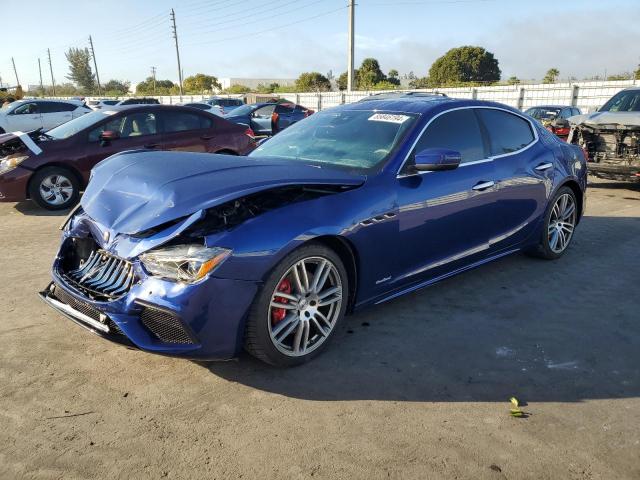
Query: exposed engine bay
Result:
<box><xmin>569</xmin><ymin>123</ymin><xmax>640</xmax><ymax>182</ymax></box>
<box><xmin>133</xmin><ymin>184</ymin><xmax>354</xmax><ymax>240</ymax></box>
<box><xmin>0</xmin><ymin>130</ymin><xmax>43</xmax><ymax>157</ymax></box>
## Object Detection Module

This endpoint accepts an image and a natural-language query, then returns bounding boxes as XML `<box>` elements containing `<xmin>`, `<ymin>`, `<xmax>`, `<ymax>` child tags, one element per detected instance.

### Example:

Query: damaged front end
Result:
<box><xmin>41</xmin><ymin>164</ymin><xmax>361</xmax><ymax>359</ymax></box>
<box><xmin>569</xmin><ymin>122</ymin><xmax>640</xmax><ymax>182</ymax></box>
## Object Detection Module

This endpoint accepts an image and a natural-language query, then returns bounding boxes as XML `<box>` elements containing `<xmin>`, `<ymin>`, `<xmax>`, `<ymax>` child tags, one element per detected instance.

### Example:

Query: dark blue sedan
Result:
<box><xmin>40</xmin><ymin>94</ymin><xmax>587</xmax><ymax>366</ymax></box>
<box><xmin>224</xmin><ymin>101</ymin><xmax>313</xmax><ymax>136</ymax></box>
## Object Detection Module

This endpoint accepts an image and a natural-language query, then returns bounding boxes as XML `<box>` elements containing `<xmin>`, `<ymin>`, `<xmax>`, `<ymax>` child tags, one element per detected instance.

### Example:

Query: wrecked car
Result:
<box><xmin>568</xmin><ymin>87</ymin><xmax>640</xmax><ymax>182</ymax></box>
<box><xmin>0</xmin><ymin>104</ymin><xmax>256</xmax><ymax>210</ymax></box>
<box><xmin>40</xmin><ymin>95</ymin><xmax>586</xmax><ymax>366</ymax></box>
<box><xmin>524</xmin><ymin>105</ymin><xmax>581</xmax><ymax>141</ymax></box>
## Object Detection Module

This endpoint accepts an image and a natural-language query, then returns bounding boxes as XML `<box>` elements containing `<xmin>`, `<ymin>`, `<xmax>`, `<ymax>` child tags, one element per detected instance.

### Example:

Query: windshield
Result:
<box><xmin>600</xmin><ymin>90</ymin><xmax>640</xmax><ymax>112</ymax></box>
<box><xmin>526</xmin><ymin>107</ymin><xmax>560</xmax><ymax>120</ymax></box>
<box><xmin>249</xmin><ymin>109</ymin><xmax>418</xmax><ymax>172</ymax></box>
<box><xmin>46</xmin><ymin>110</ymin><xmax>111</xmax><ymax>139</ymax></box>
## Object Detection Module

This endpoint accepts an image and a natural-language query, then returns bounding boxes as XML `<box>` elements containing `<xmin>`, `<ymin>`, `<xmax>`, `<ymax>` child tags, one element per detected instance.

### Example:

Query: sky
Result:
<box><xmin>2</xmin><ymin>0</ymin><xmax>639</xmax><ymax>89</ymax></box>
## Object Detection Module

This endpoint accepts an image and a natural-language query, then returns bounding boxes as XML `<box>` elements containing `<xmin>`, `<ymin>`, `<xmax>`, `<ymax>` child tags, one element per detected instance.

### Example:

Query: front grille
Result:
<box><xmin>139</xmin><ymin>305</ymin><xmax>194</xmax><ymax>344</ymax></box>
<box><xmin>52</xmin><ymin>285</ymin><xmax>123</xmax><ymax>335</ymax></box>
<box><xmin>63</xmin><ymin>249</ymin><xmax>135</xmax><ymax>300</ymax></box>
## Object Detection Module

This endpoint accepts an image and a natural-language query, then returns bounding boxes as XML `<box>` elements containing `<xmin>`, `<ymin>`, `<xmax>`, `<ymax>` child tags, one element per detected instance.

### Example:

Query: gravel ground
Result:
<box><xmin>0</xmin><ymin>178</ymin><xmax>639</xmax><ymax>480</ymax></box>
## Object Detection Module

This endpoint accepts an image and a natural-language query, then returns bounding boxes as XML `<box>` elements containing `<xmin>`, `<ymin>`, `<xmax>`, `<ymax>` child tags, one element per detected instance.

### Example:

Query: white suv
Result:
<box><xmin>0</xmin><ymin>99</ymin><xmax>92</xmax><ymax>134</ymax></box>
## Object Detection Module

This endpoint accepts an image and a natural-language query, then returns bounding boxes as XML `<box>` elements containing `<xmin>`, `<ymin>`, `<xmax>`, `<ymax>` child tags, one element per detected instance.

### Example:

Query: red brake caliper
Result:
<box><xmin>271</xmin><ymin>278</ymin><xmax>292</xmax><ymax>325</ymax></box>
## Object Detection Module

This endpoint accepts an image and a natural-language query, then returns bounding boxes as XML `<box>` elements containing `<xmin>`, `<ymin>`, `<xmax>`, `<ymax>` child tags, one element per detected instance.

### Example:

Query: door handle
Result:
<box><xmin>535</xmin><ymin>162</ymin><xmax>553</xmax><ymax>171</ymax></box>
<box><xmin>144</xmin><ymin>143</ymin><xmax>160</xmax><ymax>149</ymax></box>
<box><xmin>472</xmin><ymin>180</ymin><xmax>495</xmax><ymax>191</ymax></box>
<box><xmin>200</xmin><ymin>135</ymin><xmax>213</xmax><ymax>140</ymax></box>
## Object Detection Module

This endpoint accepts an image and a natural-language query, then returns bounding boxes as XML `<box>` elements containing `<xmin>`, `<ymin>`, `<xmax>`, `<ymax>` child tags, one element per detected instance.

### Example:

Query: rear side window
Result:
<box><xmin>162</xmin><ymin>111</ymin><xmax>210</xmax><ymax>132</ymax></box>
<box><xmin>39</xmin><ymin>102</ymin><xmax>77</xmax><ymax>113</ymax></box>
<box><xmin>476</xmin><ymin>109</ymin><xmax>534</xmax><ymax>156</ymax></box>
<box><xmin>412</xmin><ymin>109</ymin><xmax>486</xmax><ymax>164</ymax></box>
<box><xmin>219</xmin><ymin>99</ymin><xmax>243</xmax><ymax>107</ymax></box>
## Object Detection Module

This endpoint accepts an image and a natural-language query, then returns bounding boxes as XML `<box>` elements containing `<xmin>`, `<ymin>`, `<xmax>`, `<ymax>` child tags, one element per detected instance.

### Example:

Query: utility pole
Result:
<box><xmin>347</xmin><ymin>0</ymin><xmax>355</xmax><ymax>92</ymax></box>
<box><xmin>170</xmin><ymin>9</ymin><xmax>184</xmax><ymax>98</ymax></box>
<box><xmin>151</xmin><ymin>66</ymin><xmax>157</xmax><ymax>95</ymax></box>
<box><xmin>11</xmin><ymin>57</ymin><xmax>20</xmax><ymax>86</ymax></box>
<box><xmin>47</xmin><ymin>48</ymin><xmax>56</xmax><ymax>96</ymax></box>
<box><xmin>88</xmin><ymin>35</ymin><xmax>102</xmax><ymax>96</ymax></box>
<box><xmin>38</xmin><ymin>58</ymin><xmax>44</xmax><ymax>96</ymax></box>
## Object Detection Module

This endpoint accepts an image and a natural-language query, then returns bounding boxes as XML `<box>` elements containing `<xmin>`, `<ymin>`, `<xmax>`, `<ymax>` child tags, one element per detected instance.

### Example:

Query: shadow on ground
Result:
<box><xmin>201</xmin><ymin>215</ymin><xmax>640</xmax><ymax>403</ymax></box>
<box><xmin>13</xmin><ymin>201</ymin><xmax>70</xmax><ymax>217</ymax></box>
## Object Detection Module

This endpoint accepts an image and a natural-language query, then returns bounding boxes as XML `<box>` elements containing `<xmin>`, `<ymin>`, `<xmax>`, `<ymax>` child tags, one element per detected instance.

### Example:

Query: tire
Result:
<box><xmin>245</xmin><ymin>243</ymin><xmax>349</xmax><ymax>367</ymax></box>
<box><xmin>28</xmin><ymin>166</ymin><xmax>80</xmax><ymax>210</ymax></box>
<box><xmin>529</xmin><ymin>186</ymin><xmax>578</xmax><ymax>260</ymax></box>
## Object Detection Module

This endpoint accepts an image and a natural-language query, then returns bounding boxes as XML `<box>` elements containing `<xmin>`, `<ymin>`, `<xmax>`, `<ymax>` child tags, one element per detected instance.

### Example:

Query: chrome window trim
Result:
<box><xmin>396</xmin><ymin>105</ymin><xmax>539</xmax><ymax>178</ymax></box>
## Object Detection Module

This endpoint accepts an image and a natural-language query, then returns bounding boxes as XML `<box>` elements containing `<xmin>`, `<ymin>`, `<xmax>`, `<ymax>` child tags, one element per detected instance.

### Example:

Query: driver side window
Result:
<box><xmin>409</xmin><ymin>109</ymin><xmax>486</xmax><ymax>169</ymax></box>
<box><xmin>13</xmin><ymin>103</ymin><xmax>39</xmax><ymax>115</ymax></box>
<box><xmin>87</xmin><ymin>113</ymin><xmax>157</xmax><ymax>142</ymax></box>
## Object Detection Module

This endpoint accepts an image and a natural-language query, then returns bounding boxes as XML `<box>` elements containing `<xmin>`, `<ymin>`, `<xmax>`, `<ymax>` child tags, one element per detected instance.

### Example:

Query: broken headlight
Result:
<box><xmin>0</xmin><ymin>154</ymin><xmax>29</xmax><ymax>175</ymax></box>
<box><xmin>140</xmin><ymin>245</ymin><xmax>231</xmax><ymax>284</ymax></box>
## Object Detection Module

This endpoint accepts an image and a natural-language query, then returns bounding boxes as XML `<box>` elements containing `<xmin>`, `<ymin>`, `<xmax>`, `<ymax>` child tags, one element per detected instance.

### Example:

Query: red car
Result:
<box><xmin>0</xmin><ymin>105</ymin><xmax>256</xmax><ymax>210</ymax></box>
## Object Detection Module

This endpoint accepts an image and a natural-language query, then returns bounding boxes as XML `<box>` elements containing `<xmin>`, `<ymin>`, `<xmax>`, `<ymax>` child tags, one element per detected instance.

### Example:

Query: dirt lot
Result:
<box><xmin>0</xmin><ymin>178</ymin><xmax>639</xmax><ymax>480</ymax></box>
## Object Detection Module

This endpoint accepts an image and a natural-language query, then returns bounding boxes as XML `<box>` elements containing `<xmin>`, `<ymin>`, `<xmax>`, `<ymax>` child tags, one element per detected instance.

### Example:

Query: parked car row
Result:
<box><xmin>0</xmin><ymin>99</ymin><xmax>91</xmax><ymax>134</ymax></box>
<box><xmin>0</xmin><ymin>104</ymin><xmax>256</xmax><ymax>209</ymax></box>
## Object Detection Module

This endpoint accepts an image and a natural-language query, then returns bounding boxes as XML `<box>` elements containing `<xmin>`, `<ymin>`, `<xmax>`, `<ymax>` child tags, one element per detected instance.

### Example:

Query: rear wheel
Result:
<box><xmin>530</xmin><ymin>186</ymin><xmax>577</xmax><ymax>259</ymax></box>
<box><xmin>28</xmin><ymin>166</ymin><xmax>80</xmax><ymax>210</ymax></box>
<box><xmin>245</xmin><ymin>244</ymin><xmax>348</xmax><ymax>367</ymax></box>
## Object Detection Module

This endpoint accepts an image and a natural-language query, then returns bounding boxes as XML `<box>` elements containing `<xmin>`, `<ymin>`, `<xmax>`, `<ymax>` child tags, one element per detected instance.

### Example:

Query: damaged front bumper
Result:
<box><xmin>40</xmin><ymin>211</ymin><xmax>260</xmax><ymax>360</ymax></box>
<box><xmin>41</xmin><ymin>264</ymin><xmax>259</xmax><ymax>359</ymax></box>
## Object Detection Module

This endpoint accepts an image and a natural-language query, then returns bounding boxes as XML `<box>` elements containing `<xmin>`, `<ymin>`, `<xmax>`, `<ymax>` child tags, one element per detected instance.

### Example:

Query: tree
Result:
<box><xmin>103</xmin><ymin>79</ymin><xmax>130</xmax><ymax>95</ymax></box>
<box><xmin>387</xmin><ymin>69</ymin><xmax>400</xmax><ymax>86</ymax></box>
<box><xmin>224</xmin><ymin>84</ymin><xmax>251</xmax><ymax>94</ymax></box>
<box><xmin>428</xmin><ymin>46</ymin><xmax>501</xmax><ymax>86</ymax></box>
<box><xmin>507</xmin><ymin>76</ymin><xmax>521</xmax><ymax>85</ymax></box>
<box><xmin>183</xmin><ymin>73</ymin><xmax>221</xmax><ymax>94</ymax></box>
<box><xmin>371</xmin><ymin>80</ymin><xmax>400</xmax><ymax>91</ymax></box>
<box><xmin>136</xmin><ymin>77</ymin><xmax>176</xmax><ymax>95</ymax></box>
<box><xmin>65</xmin><ymin>47</ymin><xmax>96</xmax><ymax>93</ymax></box>
<box><xmin>543</xmin><ymin>68</ymin><xmax>560</xmax><ymax>84</ymax></box>
<box><xmin>635</xmin><ymin>65</ymin><xmax>640</xmax><ymax>80</ymax></box>
<box><xmin>409</xmin><ymin>76</ymin><xmax>430</xmax><ymax>89</ymax></box>
<box><xmin>607</xmin><ymin>73</ymin><xmax>631</xmax><ymax>81</ymax></box>
<box><xmin>357</xmin><ymin>58</ymin><xmax>386</xmax><ymax>90</ymax></box>
<box><xmin>295</xmin><ymin>72</ymin><xmax>331</xmax><ymax>92</ymax></box>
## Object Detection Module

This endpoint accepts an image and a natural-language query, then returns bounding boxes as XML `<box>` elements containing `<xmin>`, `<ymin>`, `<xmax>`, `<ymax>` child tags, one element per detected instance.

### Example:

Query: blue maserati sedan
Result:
<box><xmin>40</xmin><ymin>93</ymin><xmax>587</xmax><ymax>366</ymax></box>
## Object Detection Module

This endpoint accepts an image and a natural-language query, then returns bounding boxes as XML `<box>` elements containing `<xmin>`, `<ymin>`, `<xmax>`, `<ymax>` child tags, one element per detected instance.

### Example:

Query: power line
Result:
<box><xmin>183</xmin><ymin>5</ymin><xmax>348</xmax><ymax>47</ymax></box>
<box><xmin>181</xmin><ymin>0</ymin><xmax>330</xmax><ymax>37</ymax></box>
<box><xmin>181</xmin><ymin>0</ymin><xmax>294</xmax><ymax>29</ymax></box>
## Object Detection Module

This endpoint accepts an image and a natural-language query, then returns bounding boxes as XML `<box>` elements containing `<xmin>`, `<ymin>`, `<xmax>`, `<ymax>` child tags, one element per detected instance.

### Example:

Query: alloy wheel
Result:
<box><xmin>548</xmin><ymin>193</ymin><xmax>576</xmax><ymax>254</ymax></box>
<box><xmin>39</xmin><ymin>174</ymin><xmax>74</xmax><ymax>206</ymax></box>
<box><xmin>268</xmin><ymin>256</ymin><xmax>343</xmax><ymax>357</ymax></box>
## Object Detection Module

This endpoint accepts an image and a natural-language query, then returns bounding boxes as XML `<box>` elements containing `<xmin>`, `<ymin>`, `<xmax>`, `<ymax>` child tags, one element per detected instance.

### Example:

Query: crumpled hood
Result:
<box><xmin>82</xmin><ymin>151</ymin><xmax>366</xmax><ymax>234</ymax></box>
<box><xmin>569</xmin><ymin>111</ymin><xmax>640</xmax><ymax>128</ymax></box>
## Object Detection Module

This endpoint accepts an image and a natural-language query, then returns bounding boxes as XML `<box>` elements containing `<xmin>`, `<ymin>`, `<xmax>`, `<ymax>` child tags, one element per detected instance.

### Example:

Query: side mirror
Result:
<box><xmin>414</xmin><ymin>148</ymin><xmax>462</xmax><ymax>172</ymax></box>
<box><xmin>99</xmin><ymin>130</ymin><xmax>120</xmax><ymax>145</ymax></box>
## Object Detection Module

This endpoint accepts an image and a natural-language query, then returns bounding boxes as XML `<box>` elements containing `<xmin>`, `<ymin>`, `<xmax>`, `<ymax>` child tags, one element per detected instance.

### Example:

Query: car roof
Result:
<box><xmin>526</xmin><ymin>105</ymin><xmax>572</xmax><ymax>109</ymax></box>
<box><xmin>339</xmin><ymin>94</ymin><xmax>529</xmax><ymax>117</ymax></box>
<box><xmin>14</xmin><ymin>98</ymin><xmax>83</xmax><ymax>105</ymax></box>
<box><xmin>98</xmin><ymin>104</ymin><xmax>215</xmax><ymax>113</ymax></box>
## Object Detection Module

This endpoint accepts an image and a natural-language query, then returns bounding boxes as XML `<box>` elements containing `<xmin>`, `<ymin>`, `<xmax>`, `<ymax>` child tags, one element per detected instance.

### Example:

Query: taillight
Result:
<box><xmin>305</xmin><ymin>109</ymin><xmax>314</xmax><ymax>117</ymax></box>
<box><xmin>244</xmin><ymin>127</ymin><xmax>256</xmax><ymax>139</ymax></box>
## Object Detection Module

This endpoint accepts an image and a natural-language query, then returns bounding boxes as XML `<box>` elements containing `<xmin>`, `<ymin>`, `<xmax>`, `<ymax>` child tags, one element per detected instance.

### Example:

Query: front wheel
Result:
<box><xmin>245</xmin><ymin>244</ymin><xmax>349</xmax><ymax>367</ymax></box>
<box><xmin>28</xmin><ymin>167</ymin><xmax>80</xmax><ymax>210</ymax></box>
<box><xmin>530</xmin><ymin>186</ymin><xmax>578</xmax><ymax>259</ymax></box>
